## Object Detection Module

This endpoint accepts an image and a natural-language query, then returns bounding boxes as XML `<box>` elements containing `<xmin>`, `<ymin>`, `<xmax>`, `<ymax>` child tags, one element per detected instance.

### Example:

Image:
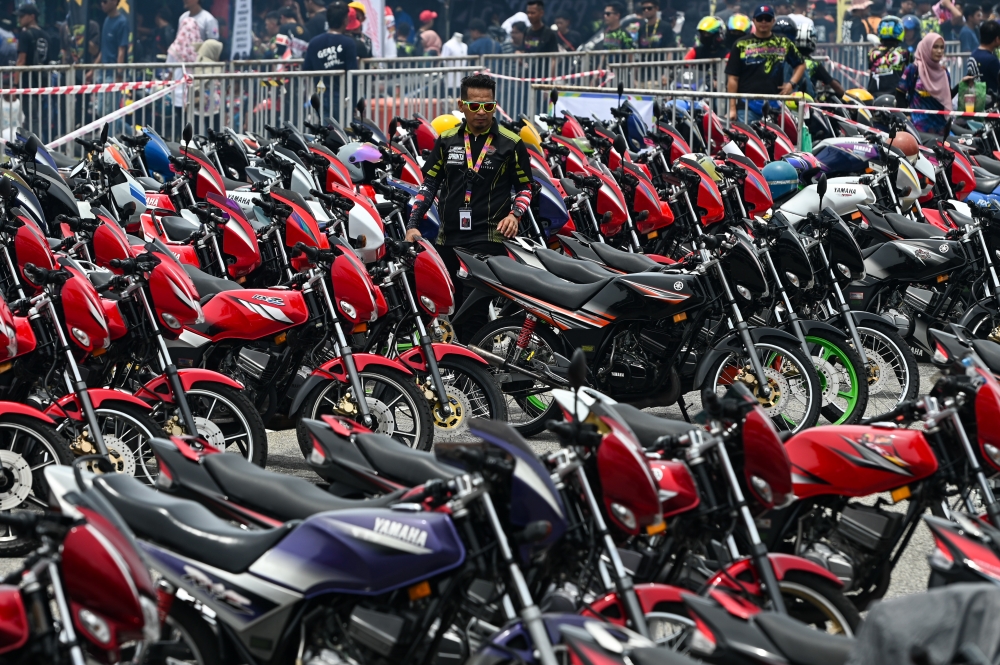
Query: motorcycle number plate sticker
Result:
<box><xmin>459</xmin><ymin>208</ymin><xmax>472</xmax><ymax>231</ymax></box>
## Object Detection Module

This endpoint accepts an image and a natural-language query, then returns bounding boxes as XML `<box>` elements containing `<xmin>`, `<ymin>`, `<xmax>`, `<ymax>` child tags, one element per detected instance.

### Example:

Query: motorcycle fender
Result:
<box><xmin>844</xmin><ymin>310</ymin><xmax>895</xmax><ymax>328</ymax></box>
<box><xmin>958</xmin><ymin>299</ymin><xmax>997</xmax><ymax>328</ymax></box>
<box><xmin>692</xmin><ymin>327</ymin><xmax>803</xmax><ymax>390</ymax></box>
<box><xmin>796</xmin><ymin>319</ymin><xmax>850</xmax><ymax>339</ymax></box>
<box><xmin>398</xmin><ymin>343</ymin><xmax>489</xmax><ymax>373</ymax></box>
<box><xmin>583</xmin><ymin>583</ymin><xmax>688</xmax><ymax>624</ymax></box>
<box><xmin>0</xmin><ymin>401</ymin><xmax>56</xmax><ymax>425</ymax></box>
<box><xmin>45</xmin><ymin>389</ymin><xmax>152</xmax><ymax>422</ymax></box>
<box><xmin>706</xmin><ymin>553</ymin><xmax>843</xmax><ymax>592</ymax></box>
<box><xmin>136</xmin><ymin>369</ymin><xmax>244</xmax><ymax>404</ymax></box>
<box><xmin>288</xmin><ymin>354</ymin><xmax>411</xmax><ymax>416</ymax></box>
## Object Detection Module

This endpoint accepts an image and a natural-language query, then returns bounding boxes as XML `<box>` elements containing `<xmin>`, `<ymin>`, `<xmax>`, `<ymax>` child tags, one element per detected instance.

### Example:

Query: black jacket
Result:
<box><xmin>408</xmin><ymin>120</ymin><xmax>533</xmax><ymax>245</ymax></box>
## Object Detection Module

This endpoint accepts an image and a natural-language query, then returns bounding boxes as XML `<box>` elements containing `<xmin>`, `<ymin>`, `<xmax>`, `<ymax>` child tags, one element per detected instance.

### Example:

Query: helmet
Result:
<box><xmin>519</xmin><ymin>120</ymin><xmax>542</xmax><ymax>152</ymax></box>
<box><xmin>877</xmin><ymin>15</ymin><xmax>904</xmax><ymax>41</ymax></box>
<box><xmin>431</xmin><ymin>114</ymin><xmax>461</xmax><ymax>135</ymax></box>
<box><xmin>795</xmin><ymin>23</ymin><xmax>816</xmax><ymax>52</ymax></box>
<box><xmin>763</xmin><ymin>160</ymin><xmax>800</xmax><ymax>199</ymax></box>
<box><xmin>782</xmin><ymin>151</ymin><xmax>822</xmax><ymax>180</ymax></box>
<box><xmin>888</xmin><ymin>131</ymin><xmax>919</xmax><ymax>163</ymax></box>
<box><xmin>697</xmin><ymin>16</ymin><xmax>726</xmax><ymax>47</ymax></box>
<box><xmin>843</xmin><ymin>88</ymin><xmax>874</xmax><ymax>104</ymax></box>
<box><xmin>773</xmin><ymin>16</ymin><xmax>797</xmax><ymax>40</ymax></box>
<box><xmin>873</xmin><ymin>93</ymin><xmax>896</xmax><ymax>108</ymax></box>
<box><xmin>728</xmin><ymin>13</ymin><xmax>750</xmax><ymax>34</ymax></box>
<box><xmin>902</xmin><ymin>14</ymin><xmax>921</xmax><ymax>37</ymax></box>
<box><xmin>785</xmin><ymin>91</ymin><xmax>814</xmax><ymax>112</ymax></box>
<box><xmin>337</xmin><ymin>142</ymin><xmax>383</xmax><ymax>183</ymax></box>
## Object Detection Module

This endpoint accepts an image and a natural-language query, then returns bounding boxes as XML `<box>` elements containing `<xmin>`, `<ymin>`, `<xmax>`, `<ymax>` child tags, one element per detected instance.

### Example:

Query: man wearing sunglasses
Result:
<box><xmin>638</xmin><ymin>0</ymin><xmax>671</xmax><ymax>48</ymax></box>
<box><xmin>405</xmin><ymin>74</ymin><xmax>533</xmax><ymax>327</ymax></box>
<box><xmin>725</xmin><ymin>4</ymin><xmax>805</xmax><ymax>122</ymax></box>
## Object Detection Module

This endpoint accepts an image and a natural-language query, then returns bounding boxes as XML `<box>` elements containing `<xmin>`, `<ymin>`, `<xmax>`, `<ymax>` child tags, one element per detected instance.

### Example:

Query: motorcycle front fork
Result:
<box><xmin>395</xmin><ymin>267</ymin><xmax>452</xmax><ymax>417</ymax></box>
<box><xmin>313</xmin><ymin>276</ymin><xmax>374</xmax><ymax>427</ymax></box>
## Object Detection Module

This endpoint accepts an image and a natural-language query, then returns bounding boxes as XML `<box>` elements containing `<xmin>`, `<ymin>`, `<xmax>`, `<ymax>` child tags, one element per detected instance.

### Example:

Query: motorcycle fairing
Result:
<box><xmin>862</xmin><ymin>237</ymin><xmax>965</xmax><ymax>281</ymax></box>
<box><xmin>191</xmin><ymin>289</ymin><xmax>309</xmax><ymax>341</ymax></box>
<box><xmin>139</xmin><ymin>542</ymin><xmax>303</xmax><ymax>662</ymax></box>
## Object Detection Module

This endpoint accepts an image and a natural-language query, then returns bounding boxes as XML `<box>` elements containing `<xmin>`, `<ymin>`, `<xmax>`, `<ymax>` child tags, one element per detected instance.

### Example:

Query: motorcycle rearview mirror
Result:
<box><xmin>569</xmin><ymin>347</ymin><xmax>587</xmax><ymax>392</ymax></box>
<box><xmin>100</xmin><ymin>122</ymin><xmax>109</xmax><ymax>146</ymax></box>
<box><xmin>122</xmin><ymin>201</ymin><xmax>137</xmax><ymax>219</ymax></box>
<box><xmin>182</xmin><ymin>122</ymin><xmax>193</xmax><ymax>146</ymax></box>
<box><xmin>311</xmin><ymin>94</ymin><xmax>321</xmax><ymax>114</ymax></box>
<box><xmin>613</xmin><ymin>134</ymin><xmax>628</xmax><ymax>155</ymax></box>
<box><xmin>816</xmin><ymin>173</ymin><xmax>827</xmax><ymax>208</ymax></box>
<box><xmin>652</xmin><ymin>100</ymin><xmax>662</xmax><ymax>119</ymax></box>
<box><xmin>356</xmin><ymin>98</ymin><xmax>366</xmax><ymax>118</ymax></box>
<box><xmin>549</xmin><ymin>90</ymin><xmax>559</xmax><ymax>106</ymax></box>
<box><xmin>0</xmin><ymin>177</ymin><xmax>14</xmax><ymax>201</ymax></box>
<box><xmin>23</xmin><ymin>135</ymin><xmax>38</xmax><ymax>164</ymax></box>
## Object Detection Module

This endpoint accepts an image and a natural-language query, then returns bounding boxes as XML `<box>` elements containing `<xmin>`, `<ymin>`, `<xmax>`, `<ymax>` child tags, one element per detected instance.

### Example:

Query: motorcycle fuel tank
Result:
<box><xmin>862</xmin><ymin>237</ymin><xmax>965</xmax><ymax>281</ymax></box>
<box><xmin>194</xmin><ymin>289</ymin><xmax>309</xmax><ymax>341</ymax></box>
<box><xmin>783</xmin><ymin>425</ymin><xmax>938</xmax><ymax>498</ymax></box>
<box><xmin>779</xmin><ymin>177</ymin><xmax>875</xmax><ymax>223</ymax></box>
<box><xmin>248</xmin><ymin>508</ymin><xmax>465</xmax><ymax>595</ymax></box>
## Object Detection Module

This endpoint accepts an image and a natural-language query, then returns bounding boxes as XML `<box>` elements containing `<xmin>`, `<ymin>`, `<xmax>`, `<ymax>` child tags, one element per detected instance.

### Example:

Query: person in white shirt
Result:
<box><xmin>789</xmin><ymin>0</ymin><xmax>815</xmax><ymax>30</ymax></box>
<box><xmin>179</xmin><ymin>0</ymin><xmax>220</xmax><ymax>42</ymax></box>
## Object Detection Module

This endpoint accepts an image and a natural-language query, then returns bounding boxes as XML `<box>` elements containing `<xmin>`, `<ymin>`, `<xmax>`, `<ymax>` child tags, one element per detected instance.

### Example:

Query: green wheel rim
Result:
<box><xmin>526</xmin><ymin>395</ymin><xmax>549</xmax><ymax>410</ymax></box>
<box><xmin>806</xmin><ymin>335</ymin><xmax>860</xmax><ymax>425</ymax></box>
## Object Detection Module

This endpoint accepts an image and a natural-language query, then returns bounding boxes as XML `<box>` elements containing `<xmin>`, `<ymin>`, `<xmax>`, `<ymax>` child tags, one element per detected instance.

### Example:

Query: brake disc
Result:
<box><xmin>433</xmin><ymin>389</ymin><xmax>472</xmax><ymax>439</ymax></box>
<box><xmin>100</xmin><ymin>436</ymin><xmax>137</xmax><ymax>477</ymax></box>
<box><xmin>194</xmin><ymin>416</ymin><xmax>226</xmax><ymax>451</ymax></box>
<box><xmin>811</xmin><ymin>355</ymin><xmax>841</xmax><ymax>407</ymax></box>
<box><xmin>0</xmin><ymin>450</ymin><xmax>32</xmax><ymax>511</ymax></box>
<box><xmin>365</xmin><ymin>398</ymin><xmax>395</xmax><ymax>436</ymax></box>
<box><xmin>736</xmin><ymin>366</ymin><xmax>791</xmax><ymax>412</ymax></box>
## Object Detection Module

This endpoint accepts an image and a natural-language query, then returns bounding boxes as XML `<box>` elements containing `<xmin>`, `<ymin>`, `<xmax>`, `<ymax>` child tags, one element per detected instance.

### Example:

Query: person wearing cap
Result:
<box><xmin>726</xmin><ymin>4</ymin><xmax>804</xmax><ymax>122</ymax></box>
<box><xmin>403</xmin><ymin>73</ymin><xmax>533</xmax><ymax>337</ymax></box>
<box><xmin>304</xmin><ymin>0</ymin><xmax>329</xmax><ymax>41</ymax></box>
<box><xmin>345</xmin><ymin>7</ymin><xmax>371</xmax><ymax>58</ymax></box>
<box><xmin>15</xmin><ymin>4</ymin><xmax>48</xmax><ymax>70</ymax></box>
<box><xmin>418</xmin><ymin>10</ymin><xmax>442</xmax><ymax>55</ymax></box>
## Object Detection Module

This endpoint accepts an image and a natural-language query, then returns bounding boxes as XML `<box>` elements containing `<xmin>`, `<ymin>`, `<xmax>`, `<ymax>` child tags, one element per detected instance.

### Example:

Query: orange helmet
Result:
<box><xmin>888</xmin><ymin>131</ymin><xmax>919</xmax><ymax>163</ymax></box>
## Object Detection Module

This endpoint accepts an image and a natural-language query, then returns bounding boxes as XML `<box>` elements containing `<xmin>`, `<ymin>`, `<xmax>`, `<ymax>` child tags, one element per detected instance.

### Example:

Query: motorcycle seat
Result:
<box><xmin>883</xmin><ymin>213</ymin><xmax>943</xmax><ymax>240</ymax></box>
<box><xmin>976</xmin><ymin>154</ymin><xmax>1000</xmax><ymax>176</ymax></box>
<box><xmin>629</xmin><ymin>648</ymin><xmax>703</xmax><ymax>665</ymax></box>
<box><xmin>972</xmin><ymin>339</ymin><xmax>1000</xmax><ymax>374</ymax></box>
<box><xmin>535</xmin><ymin>248</ymin><xmax>612</xmax><ymax>284</ymax></box>
<box><xmin>590</xmin><ymin>242</ymin><xmax>659</xmax><ymax>273</ymax></box>
<box><xmin>751</xmin><ymin>613</ymin><xmax>852</xmax><ymax>665</ymax></box>
<box><xmin>947</xmin><ymin>209</ymin><xmax>975</xmax><ymax>227</ymax></box>
<box><xmin>974</xmin><ymin>170</ymin><xmax>1000</xmax><ymax>194</ymax></box>
<box><xmin>159</xmin><ymin>215</ymin><xmax>200</xmax><ymax>243</ymax></box>
<box><xmin>612</xmin><ymin>403</ymin><xmax>698</xmax><ymax>450</ymax></box>
<box><xmin>353</xmin><ymin>433</ymin><xmax>462</xmax><ymax>486</ymax></box>
<box><xmin>202</xmin><ymin>452</ymin><xmax>403</xmax><ymax>521</ymax></box>
<box><xmin>486</xmin><ymin>257</ymin><xmax>611</xmax><ymax>311</ymax></box>
<box><xmin>182</xmin><ymin>264</ymin><xmax>243</xmax><ymax>305</ymax></box>
<box><xmin>136</xmin><ymin>176</ymin><xmax>163</xmax><ymax>192</ymax></box>
<box><xmin>92</xmin><ymin>473</ymin><xmax>296</xmax><ymax>574</ymax></box>
<box><xmin>223</xmin><ymin>176</ymin><xmax>249</xmax><ymax>191</ymax></box>
<box><xmin>918</xmin><ymin>130</ymin><xmax>944</xmax><ymax>146</ymax></box>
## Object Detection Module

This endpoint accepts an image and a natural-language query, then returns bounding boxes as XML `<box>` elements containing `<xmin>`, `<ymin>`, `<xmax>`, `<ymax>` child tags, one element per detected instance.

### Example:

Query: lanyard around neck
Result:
<box><xmin>463</xmin><ymin>129</ymin><xmax>493</xmax><ymax>206</ymax></box>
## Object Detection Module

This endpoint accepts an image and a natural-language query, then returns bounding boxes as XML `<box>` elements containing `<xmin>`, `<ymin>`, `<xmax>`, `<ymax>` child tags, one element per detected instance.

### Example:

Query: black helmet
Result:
<box><xmin>873</xmin><ymin>94</ymin><xmax>896</xmax><ymax>108</ymax></box>
<box><xmin>773</xmin><ymin>15</ymin><xmax>797</xmax><ymax>40</ymax></box>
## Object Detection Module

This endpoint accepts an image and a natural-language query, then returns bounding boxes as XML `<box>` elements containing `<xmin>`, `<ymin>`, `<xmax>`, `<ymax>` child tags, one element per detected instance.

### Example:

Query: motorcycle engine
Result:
<box><xmin>597</xmin><ymin>331</ymin><xmax>660</xmax><ymax>394</ymax></box>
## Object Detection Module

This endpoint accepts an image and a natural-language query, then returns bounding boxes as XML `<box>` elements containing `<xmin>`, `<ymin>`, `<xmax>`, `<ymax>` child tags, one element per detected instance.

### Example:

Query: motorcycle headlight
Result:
<box><xmin>736</xmin><ymin>284</ymin><xmax>751</xmax><ymax>300</ymax></box>
<box><xmin>751</xmin><ymin>475</ymin><xmax>773</xmax><ymax>504</ymax></box>
<box><xmin>837</xmin><ymin>263</ymin><xmax>852</xmax><ymax>279</ymax></box>
<box><xmin>78</xmin><ymin>608</ymin><xmax>111</xmax><ymax>645</ymax></box>
<box><xmin>610</xmin><ymin>502</ymin><xmax>637</xmax><ymax>530</ymax></box>
<box><xmin>339</xmin><ymin>300</ymin><xmax>357</xmax><ymax>319</ymax></box>
<box><xmin>161</xmin><ymin>312</ymin><xmax>182</xmax><ymax>330</ymax></box>
<box><xmin>784</xmin><ymin>272</ymin><xmax>800</xmax><ymax>288</ymax></box>
<box><xmin>419</xmin><ymin>295</ymin><xmax>436</xmax><ymax>314</ymax></box>
<box><xmin>71</xmin><ymin>327</ymin><xmax>90</xmax><ymax>348</ymax></box>
<box><xmin>984</xmin><ymin>443</ymin><xmax>1000</xmax><ymax>469</ymax></box>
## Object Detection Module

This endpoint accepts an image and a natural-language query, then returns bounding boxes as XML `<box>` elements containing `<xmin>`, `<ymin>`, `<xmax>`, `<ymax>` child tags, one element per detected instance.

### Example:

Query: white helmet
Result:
<box><xmin>795</xmin><ymin>24</ymin><xmax>815</xmax><ymax>52</ymax></box>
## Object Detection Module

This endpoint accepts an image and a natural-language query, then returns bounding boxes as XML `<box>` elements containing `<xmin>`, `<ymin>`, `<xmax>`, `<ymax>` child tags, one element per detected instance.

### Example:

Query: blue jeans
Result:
<box><xmin>737</xmin><ymin>108</ymin><xmax>762</xmax><ymax>123</ymax></box>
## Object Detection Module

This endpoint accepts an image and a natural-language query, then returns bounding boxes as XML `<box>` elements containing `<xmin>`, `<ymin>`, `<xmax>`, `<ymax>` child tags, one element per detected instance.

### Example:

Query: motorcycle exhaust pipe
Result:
<box><xmin>467</xmin><ymin>345</ymin><xmax>569</xmax><ymax>388</ymax></box>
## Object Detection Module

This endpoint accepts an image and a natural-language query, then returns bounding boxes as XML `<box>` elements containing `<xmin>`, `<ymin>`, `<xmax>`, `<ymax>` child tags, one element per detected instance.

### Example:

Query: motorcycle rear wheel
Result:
<box><xmin>0</xmin><ymin>415</ymin><xmax>73</xmax><ymax>556</ymax></box>
<box><xmin>146</xmin><ymin>601</ymin><xmax>220</xmax><ymax>665</ymax></box>
<box><xmin>296</xmin><ymin>366</ymin><xmax>434</xmax><ymax>453</ymax></box>
<box><xmin>707</xmin><ymin>339</ymin><xmax>822</xmax><ymax>433</ymax></box>
<box><xmin>855</xmin><ymin>321</ymin><xmax>920</xmax><ymax>420</ymax></box>
<box><xmin>182</xmin><ymin>385</ymin><xmax>268</xmax><ymax>467</ymax></box>
<box><xmin>469</xmin><ymin>316</ymin><xmax>563</xmax><ymax>438</ymax></box>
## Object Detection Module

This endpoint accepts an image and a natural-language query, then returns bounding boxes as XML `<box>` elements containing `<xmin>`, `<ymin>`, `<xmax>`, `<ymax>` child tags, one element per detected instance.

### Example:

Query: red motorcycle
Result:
<box><xmin>0</xmin><ymin>459</ymin><xmax>160</xmax><ymax>664</ymax></box>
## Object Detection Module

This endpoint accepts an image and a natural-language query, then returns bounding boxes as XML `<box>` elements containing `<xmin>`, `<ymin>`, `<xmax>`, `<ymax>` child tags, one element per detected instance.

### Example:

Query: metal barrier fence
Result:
<box><xmin>5</xmin><ymin>41</ymin><xmax>976</xmax><ymax>155</ymax></box>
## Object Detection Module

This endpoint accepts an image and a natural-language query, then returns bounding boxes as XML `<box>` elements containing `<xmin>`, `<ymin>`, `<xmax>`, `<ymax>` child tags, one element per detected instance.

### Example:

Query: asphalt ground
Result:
<box><xmin>0</xmin><ymin>364</ymin><xmax>941</xmax><ymax>600</ymax></box>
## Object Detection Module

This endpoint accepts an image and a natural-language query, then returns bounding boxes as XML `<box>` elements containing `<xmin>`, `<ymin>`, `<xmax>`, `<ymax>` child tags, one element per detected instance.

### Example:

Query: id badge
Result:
<box><xmin>459</xmin><ymin>208</ymin><xmax>472</xmax><ymax>231</ymax></box>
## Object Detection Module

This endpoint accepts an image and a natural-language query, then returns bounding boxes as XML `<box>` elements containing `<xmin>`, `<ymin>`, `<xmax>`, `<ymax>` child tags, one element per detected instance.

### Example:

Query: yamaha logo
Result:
<box><xmin>373</xmin><ymin>517</ymin><xmax>428</xmax><ymax>548</ymax></box>
<box><xmin>674</xmin><ymin>281</ymin><xmax>684</xmax><ymax>290</ymax></box>
<box><xmin>939</xmin><ymin>244</ymin><xmax>949</xmax><ymax>253</ymax></box>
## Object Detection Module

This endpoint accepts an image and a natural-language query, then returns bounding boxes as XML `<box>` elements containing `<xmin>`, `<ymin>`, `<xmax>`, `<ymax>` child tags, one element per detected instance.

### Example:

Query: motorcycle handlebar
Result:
<box><xmin>23</xmin><ymin>263</ymin><xmax>70</xmax><ymax>287</ymax></box>
<box><xmin>290</xmin><ymin>241</ymin><xmax>336</xmax><ymax>263</ymax></box>
<box><xmin>56</xmin><ymin>214</ymin><xmax>100</xmax><ymax>233</ymax></box>
<box><xmin>75</xmin><ymin>137</ymin><xmax>102</xmax><ymax>153</ymax></box>
<box><xmin>309</xmin><ymin>189</ymin><xmax>356</xmax><ymax>211</ymax></box>
<box><xmin>109</xmin><ymin>253</ymin><xmax>160</xmax><ymax>275</ymax></box>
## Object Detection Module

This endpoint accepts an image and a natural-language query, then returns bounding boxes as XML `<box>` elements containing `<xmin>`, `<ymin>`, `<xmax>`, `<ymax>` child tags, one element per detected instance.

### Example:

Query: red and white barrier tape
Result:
<box><xmin>806</xmin><ymin>100</ymin><xmax>1000</xmax><ymax>119</ymax></box>
<box><xmin>46</xmin><ymin>76</ymin><xmax>189</xmax><ymax>150</ymax></box>
<box><xmin>476</xmin><ymin>68</ymin><xmax>612</xmax><ymax>84</ymax></box>
<box><xmin>0</xmin><ymin>78</ymin><xmax>175</xmax><ymax>96</ymax></box>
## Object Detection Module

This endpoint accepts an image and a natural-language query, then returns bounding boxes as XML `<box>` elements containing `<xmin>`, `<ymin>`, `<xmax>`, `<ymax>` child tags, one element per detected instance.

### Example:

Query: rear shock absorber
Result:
<box><xmin>516</xmin><ymin>315</ymin><xmax>538</xmax><ymax>350</ymax></box>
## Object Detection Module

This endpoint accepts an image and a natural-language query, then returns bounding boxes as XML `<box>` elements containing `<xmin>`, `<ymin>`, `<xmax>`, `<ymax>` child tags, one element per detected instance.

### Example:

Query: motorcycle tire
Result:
<box><xmin>706</xmin><ymin>339</ymin><xmax>822</xmax><ymax>433</ymax></box>
<box><xmin>0</xmin><ymin>415</ymin><xmax>73</xmax><ymax>557</ymax></box>
<box><xmin>146</xmin><ymin>600</ymin><xmax>220</xmax><ymax>665</ymax></box>
<box><xmin>469</xmin><ymin>316</ymin><xmax>563</xmax><ymax>438</ymax></box>
<box><xmin>182</xmin><ymin>384</ymin><xmax>268</xmax><ymax>468</ymax></box>
<box><xmin>87</xmin><ymin>404</ymin><xmax>164</xmax><ymax>485</ymax></box>
<box><xmin>962</xmin><ymin>307</ymin><xmax>1000</xmax><ymax>342</ymax></box>
<box><xmin>433</xmin><ymin>357</ymin><xmax>509</xmax><ymax>441</ymax></box>
<box><xmin>780</xmin><ymin>571</ymin><xmax>861</xmax><ymax>637</ymax></box>
<box><xmin>805</xmin><ymin>331</ymin><xmax>869</xmax><ymax>425</ymax></box>
<box><xmin>296</xmin><ymin>366</ymin><xmax>434</xmax><ymax>455</ymax></box>
<box><xmin>855</xmin><ymin>320</ymin><xmax>920</xmax><ymax>421</ymax></box>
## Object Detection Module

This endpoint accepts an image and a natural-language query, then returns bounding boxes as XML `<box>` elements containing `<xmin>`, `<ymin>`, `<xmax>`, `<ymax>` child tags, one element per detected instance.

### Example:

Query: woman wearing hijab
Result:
<box><xmin>193</xmin><ymin>39</ymin><xmax>224</xmax><ymax>118</ymax></box>
<box><xmin>896</xmin><ymin>31</ymin><xmax>973</xmax><ymax>134</ymax></box>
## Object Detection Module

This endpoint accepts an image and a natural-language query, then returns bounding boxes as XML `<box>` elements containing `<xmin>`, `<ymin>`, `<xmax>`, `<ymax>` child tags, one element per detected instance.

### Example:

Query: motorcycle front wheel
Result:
<box><xmin>145</xmin><ymin>601</ymin><xmax>220</xmax><ymax>665</ymax></box>
<box><xmin>779</xmin><ymin>572</ymin><xmax>861</xmax><ymax>636</ymax></box>
<box><xmin>805</xmin><ymin>331</ymin><xmax>869</xmax><ymax>425</ymax></box>
<box><xmin>707</xmin><ymin>340</ymin><xmax>822</xmax><ymax>433</ymax></box>
<box><xmin>0</xmin><ymin>415</ymin><xmax>73</xmax><ymax>556</ymax></box>
<box><xmin>296</xmin><ymin>366</ymin><xmax>434</xmax><ymax>454</ymax></box>
<box><xmin>855</xmin><ymin>320</ymin><xmax>920</xmax><ymax>420</ymax></box>
<box><xmin>433</xmin><ymin>357</ymin><xmax>509</xmax><ymax>441</ymax></box>
<box><xmin>182</xmin><ymin>384</ymin><xmax>268</xmax><ymax>467</ymax></box>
